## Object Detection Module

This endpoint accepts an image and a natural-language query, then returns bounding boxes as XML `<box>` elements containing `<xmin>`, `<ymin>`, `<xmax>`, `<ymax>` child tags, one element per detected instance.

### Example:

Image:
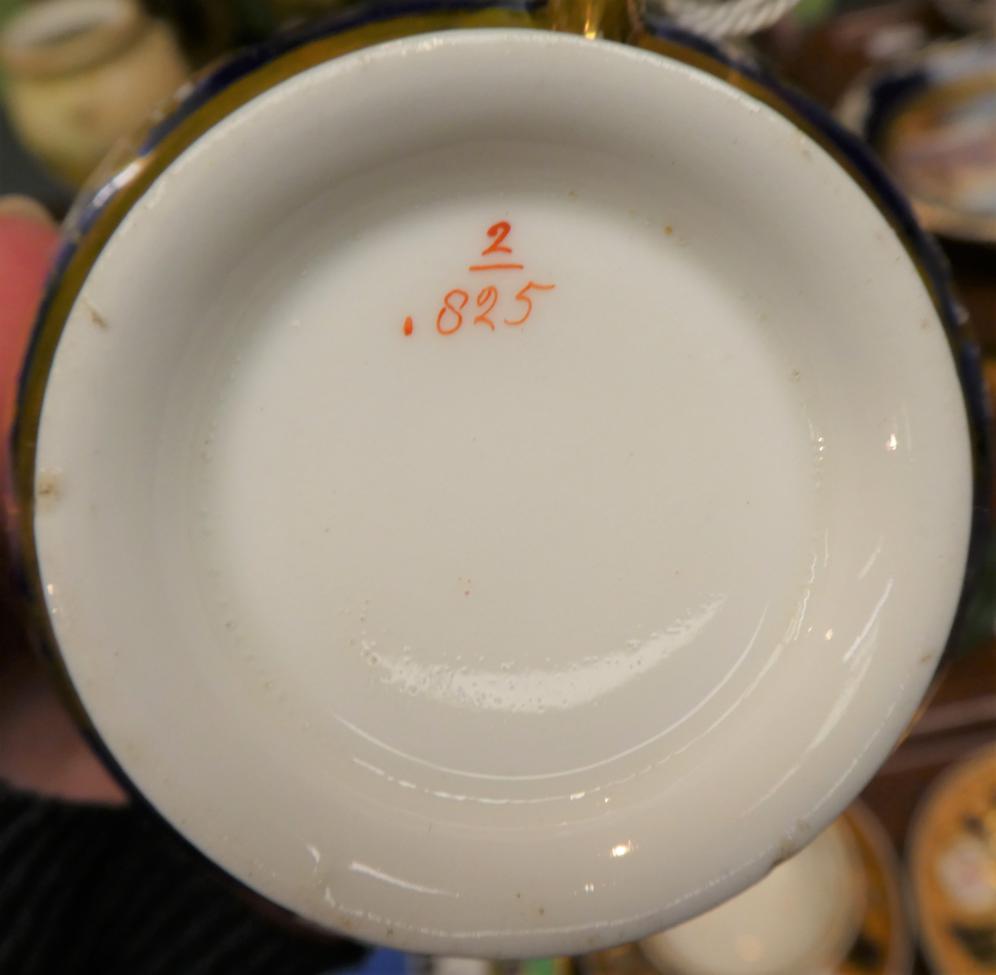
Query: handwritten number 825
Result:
<box><xmin>435</xmin><ymin>282</ymin><xmax>554</xmax><ymax>336</ymax></box>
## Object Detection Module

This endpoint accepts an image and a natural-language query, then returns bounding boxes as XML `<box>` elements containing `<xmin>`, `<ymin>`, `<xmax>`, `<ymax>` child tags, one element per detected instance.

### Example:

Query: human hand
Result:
<box><xmin>0</xmin><ymin>196</ymin><xmax>126</xmax><ymax>804</ymax></box>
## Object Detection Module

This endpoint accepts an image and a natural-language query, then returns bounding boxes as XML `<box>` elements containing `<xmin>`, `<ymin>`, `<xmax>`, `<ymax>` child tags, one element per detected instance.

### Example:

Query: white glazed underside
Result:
<box><xmin>34</xmin><ymin>30</ymin><xmax>972</xmax><ymax>957</ymax></box>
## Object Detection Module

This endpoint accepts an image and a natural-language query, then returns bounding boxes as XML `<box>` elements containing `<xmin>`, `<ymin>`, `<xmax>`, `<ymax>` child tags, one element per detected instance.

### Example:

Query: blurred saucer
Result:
<box><xmin>640</xmin><ymin>821</ymin><xmax>864</xmax><ymax>975</ymax></box>
<box><xmin>909</xmin><ymin>743</ymin><xmax>996</xmax><ymax>974</ymax></box>
<box><xmin>581</xmin><ymin>803</ymin><xmax>910</xmax><ymax>975</ymax></box>
<box><xmin>839</xmin><ymin>38</ymin><xmax>996</xmax><ymax>245</ymax></box>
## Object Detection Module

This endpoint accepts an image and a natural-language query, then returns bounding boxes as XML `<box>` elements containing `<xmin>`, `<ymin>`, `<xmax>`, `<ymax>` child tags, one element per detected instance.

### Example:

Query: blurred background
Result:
<box><xmin>0</xmin><ymin>0</ymin><xmax>994</xmax><ymax>972</ymax></box>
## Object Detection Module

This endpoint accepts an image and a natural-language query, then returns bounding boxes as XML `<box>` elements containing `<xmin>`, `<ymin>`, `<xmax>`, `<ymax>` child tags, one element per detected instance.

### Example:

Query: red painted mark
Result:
<box><xmin>436</xmin><ymin>289</ymin><xmax>469</xmax><ymax>335</ymax></box>
<box><xmin>468</xmin><ymin>263</ymin><xmax>525</xmax><ymax>272</ymax></box>
<box><xmin>504</xmin><ymin>281</ymin><xmax>556</xmax><ymax>327</ymax></box>
<box><xmin>474</xmin><ymin>286</ymin><xmax>498</xmax><ymax>329</ymax></box>
<box><xmin>482</xmin><ymin>220</ymin><xmax>512</xmax><ymax>255</ymax></box>
<box><xmin>405</xmin><ymin>222</ymin><xmax>557</xmax><ymax>338</ymax></box>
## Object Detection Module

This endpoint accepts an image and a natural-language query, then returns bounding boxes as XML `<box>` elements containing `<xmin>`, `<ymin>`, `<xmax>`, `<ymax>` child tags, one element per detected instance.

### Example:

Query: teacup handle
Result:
<box><xmin>545</xmin><ymin>0</ymin><xmax>638</xmax><ymax>41</ymax></box>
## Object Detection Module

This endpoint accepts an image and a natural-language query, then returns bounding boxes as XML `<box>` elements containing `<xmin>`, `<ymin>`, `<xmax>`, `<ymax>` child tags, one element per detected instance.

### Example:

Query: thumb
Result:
<box><xmin>0</xmin><ymin>196</ymin><xmax>60</xmax><ymax>443</ymax></box>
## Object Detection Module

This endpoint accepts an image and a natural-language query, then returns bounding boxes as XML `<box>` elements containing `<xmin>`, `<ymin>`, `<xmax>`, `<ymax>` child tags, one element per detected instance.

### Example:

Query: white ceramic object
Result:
<box><xmin>640</xmin><ymin>822</ymin><xmax>865</xmax><ymax>975</ymax></box>
<box><xmin>0</xmin><ymin>0</ymin><xmax>188</xmax><ymax>186</ymax></box>
<box><xmin>26</xmin><ymin>29</ymin><xmax>973</xmax><ymax>957</ymax></box>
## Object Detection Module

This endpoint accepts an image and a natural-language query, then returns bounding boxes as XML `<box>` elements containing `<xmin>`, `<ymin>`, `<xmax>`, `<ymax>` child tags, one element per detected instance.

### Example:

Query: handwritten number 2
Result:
<box><xmin>474</xmin><ymin>287</ymin><xmax>498</xmax><ymax>329</ymax></box>
<box><xmin>504</xmin><ymin>282</ymin><xmax>556</xmax><ymax>326</ymax></box>
<box><xmin>482</xmin><ymin>221</ymin><xmax>512</xmax><ymax>256</ymax></box>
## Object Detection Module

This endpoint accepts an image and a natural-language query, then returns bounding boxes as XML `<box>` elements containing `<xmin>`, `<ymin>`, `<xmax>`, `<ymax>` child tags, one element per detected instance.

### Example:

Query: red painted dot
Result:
<box><xmin>403</xmin><ymin>316</ymin><xmax>414</xmax><ymax>336</ymax></box>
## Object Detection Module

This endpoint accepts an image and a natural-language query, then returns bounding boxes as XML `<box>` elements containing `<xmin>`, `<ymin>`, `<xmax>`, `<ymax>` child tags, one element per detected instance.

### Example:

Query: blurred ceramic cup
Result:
<box><xmin>640</xmin><ymin>823</ymin><xmax>866</xmax><ymax>975</ymax></box>
<box><xmin>7</xmin><ymin>0</ymin><xmax>988</xmax><ymax>959</ymax></box>
<box><xmin>0</xmin><ymin>0</ymin><xmax>188</xmax><ymax>187</ymax></box>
